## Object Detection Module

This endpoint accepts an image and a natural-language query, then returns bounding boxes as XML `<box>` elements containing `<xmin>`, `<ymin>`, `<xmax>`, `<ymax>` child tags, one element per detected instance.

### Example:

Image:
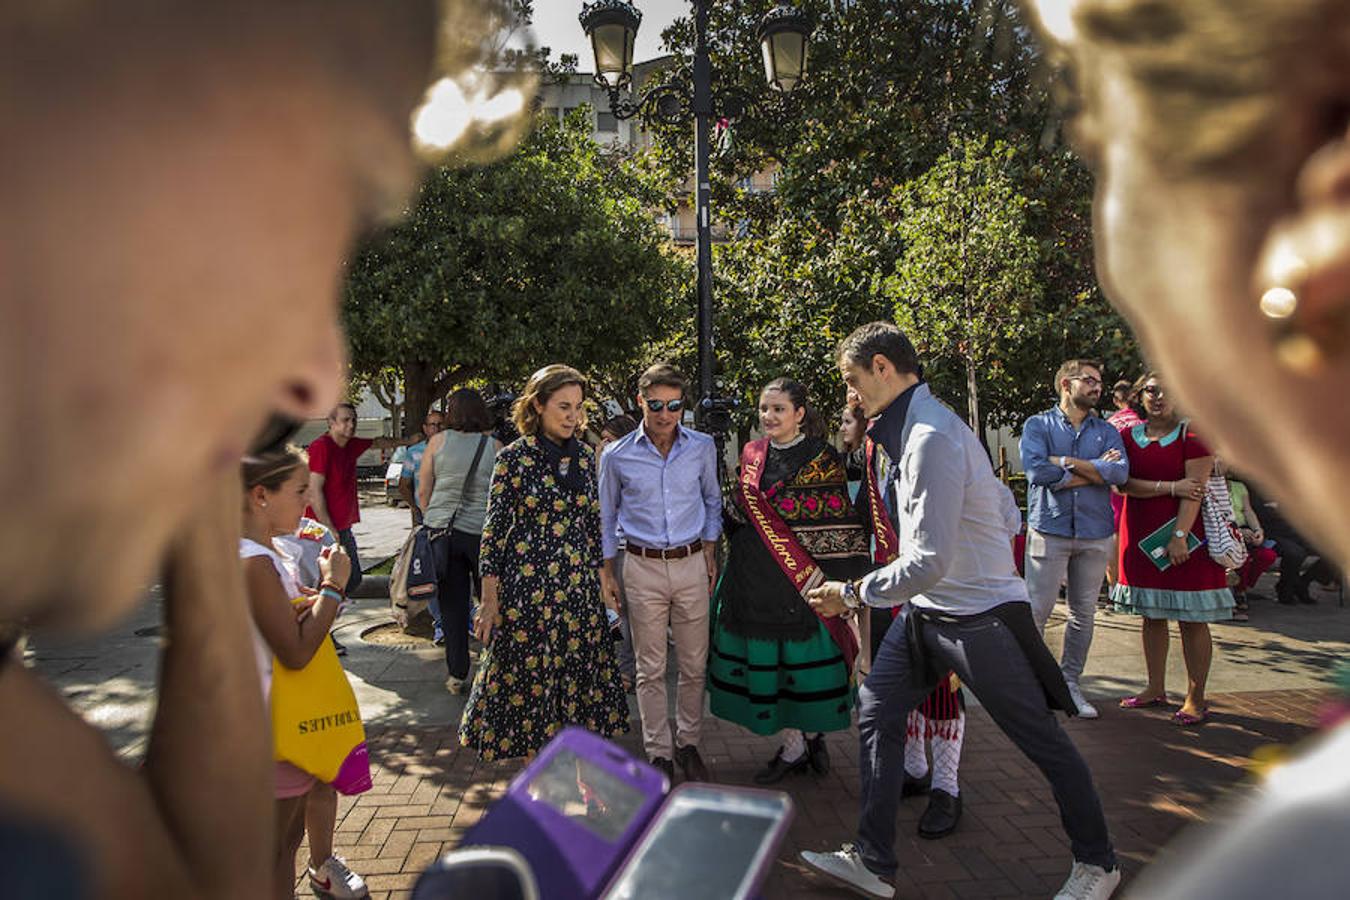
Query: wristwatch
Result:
<box><xmin>841</xmin><ymin>580</ymin><xmax>863</xmax><ymax>611</ymax></box>
<box><xmin>1173</xmin><ymin>529</ymin><xmax>1187</xmax><ymax>539</ymax></box>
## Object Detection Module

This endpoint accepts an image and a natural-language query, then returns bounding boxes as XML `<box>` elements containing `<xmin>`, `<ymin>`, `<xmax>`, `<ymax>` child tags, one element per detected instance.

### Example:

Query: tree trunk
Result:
<box><xmin>403</xmin><ymin>360</ymin><xmax>439</xmax><ymax>438</ymax></box>
<box><xmin>964</xmin><ymin>352</ymin><xmax>989</xmax><ymax>457</ymax></box>
<box><xmin>369</xmin><ymin>375</ymin><xmax>405</xmax><ymax>438</ymax></box>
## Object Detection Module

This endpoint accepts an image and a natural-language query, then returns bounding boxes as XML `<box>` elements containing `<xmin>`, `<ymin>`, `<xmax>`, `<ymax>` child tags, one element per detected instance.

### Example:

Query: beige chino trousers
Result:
<box><xmin>622</xmin><ymin>552</ymin><xmax>709</xmax><ymax>761</ymax></box>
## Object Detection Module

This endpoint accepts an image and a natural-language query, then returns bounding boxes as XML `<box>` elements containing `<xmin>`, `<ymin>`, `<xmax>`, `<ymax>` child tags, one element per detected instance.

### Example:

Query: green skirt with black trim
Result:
<box><xmin>707</xmin><ymin>619</ymin><xmax>854</xmax><ymax>736</ymax></box>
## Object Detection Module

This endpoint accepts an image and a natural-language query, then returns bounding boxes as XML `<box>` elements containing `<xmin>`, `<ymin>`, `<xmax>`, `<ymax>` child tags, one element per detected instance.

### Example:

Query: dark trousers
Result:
<box><xmin>337</xmin><ymin>528</ymin><xmax>362</xmax><ymax>595</ymax></box>
<box><xmin>432</xmin><ymin>528</ymin><xmax>480</xmax><ymax>680</ymax></box>
<box><xmin>1275</xmin><ymin>535</ymin><xmax>1337</xmax><ymax>600</ymax></box>
<box><xmin>857</xmin><ymin>605</ymin><xmax>1115</xmax><ymax>878</ymax></box>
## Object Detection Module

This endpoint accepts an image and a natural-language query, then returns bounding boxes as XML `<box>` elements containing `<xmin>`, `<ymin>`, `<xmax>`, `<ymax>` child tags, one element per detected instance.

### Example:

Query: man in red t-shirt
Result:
<box><xmin>307</xmin><ymin>402</ymin><xmax>413</xmax><ymax>594</ymax></box>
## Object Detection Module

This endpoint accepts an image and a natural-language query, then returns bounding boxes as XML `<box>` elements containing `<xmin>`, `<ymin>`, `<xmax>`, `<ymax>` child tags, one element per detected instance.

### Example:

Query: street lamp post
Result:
<box><xmin>579</xmin><ymin>0</ymin><xmax>812</xmax><ymax>476</ymax></box>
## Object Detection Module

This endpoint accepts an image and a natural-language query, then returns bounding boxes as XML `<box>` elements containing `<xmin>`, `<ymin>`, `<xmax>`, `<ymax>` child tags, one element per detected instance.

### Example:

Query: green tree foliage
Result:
<box><xmin>343</xmin><ymin>111</ymin><xmax>688</xmax><ymax>428</ymax></box>
<box><xmin>886</xmin><ymin>135</ymin><xmax>1041</xmax><ymax>440</ymax></box>
<box><xmin>643</xmin><ymin>0</ymin><xmax>1140</xmax><ymax>435</ymax></box>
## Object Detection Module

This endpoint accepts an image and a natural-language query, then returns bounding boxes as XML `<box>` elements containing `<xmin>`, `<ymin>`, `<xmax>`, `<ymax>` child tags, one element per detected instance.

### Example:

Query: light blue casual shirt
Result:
<box><xmin>401</xmin><ymin>440</ymin><xmax>428</xmax><ymax>510</ymax></box>
<box><xmin>1019</xmin><ymin>406</ymin><xmax>1128</xmax><ymax>540</ymax></box>
<box><xmin>598</xmin><ymin>425</ymin><xmax>723</xmax><ymax>559</ymax></box>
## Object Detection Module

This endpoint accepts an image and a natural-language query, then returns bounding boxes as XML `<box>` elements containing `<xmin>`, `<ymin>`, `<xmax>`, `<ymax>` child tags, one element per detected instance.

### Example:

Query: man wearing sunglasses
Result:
<box><xmin>1018</xmin><ymin>359</ymin><xmax>1129</xmax><ymax>720</ymax></box>
<box><xmin>598</xmin><ymin>364</ymin><xmax>722</xmax><ymax>784</ymax></box>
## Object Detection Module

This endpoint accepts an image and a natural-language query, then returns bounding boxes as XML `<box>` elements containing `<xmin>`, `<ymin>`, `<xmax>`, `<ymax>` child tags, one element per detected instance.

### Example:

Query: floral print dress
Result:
<box><xmin>459</xmin><ymin>434</ymin><xmax>630</xmax><ymax>760</ymax></box>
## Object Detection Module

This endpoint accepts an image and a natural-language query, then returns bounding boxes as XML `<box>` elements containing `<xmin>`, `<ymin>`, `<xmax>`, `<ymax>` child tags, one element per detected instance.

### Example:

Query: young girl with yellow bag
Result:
<box><xmin>241</xmin><ymin>448</ymin><xmax>369</xmax><ymax>899</ymax></box>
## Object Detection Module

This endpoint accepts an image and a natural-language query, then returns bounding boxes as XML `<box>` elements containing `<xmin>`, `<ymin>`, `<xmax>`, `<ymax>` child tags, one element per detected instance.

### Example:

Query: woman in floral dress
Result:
<box><xmin>460</xmin><ymin>365</ymin><xmax>629</xmax><ymax>760</ymax></box>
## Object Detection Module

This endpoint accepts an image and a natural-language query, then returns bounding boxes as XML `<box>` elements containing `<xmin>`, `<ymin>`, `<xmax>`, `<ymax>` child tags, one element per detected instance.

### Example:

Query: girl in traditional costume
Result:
<box><xmin>708</xmin><ymin>378</ymin><xmax>872</xmax><ymax>783</ymax></box>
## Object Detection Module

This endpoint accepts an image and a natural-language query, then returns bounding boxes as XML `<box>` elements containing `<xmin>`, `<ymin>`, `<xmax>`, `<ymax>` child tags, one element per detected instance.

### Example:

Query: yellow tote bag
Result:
<box><xmin>271</xmin><ymin>630</ymin><xmax>372</xmax><ymax>795</ymax></box>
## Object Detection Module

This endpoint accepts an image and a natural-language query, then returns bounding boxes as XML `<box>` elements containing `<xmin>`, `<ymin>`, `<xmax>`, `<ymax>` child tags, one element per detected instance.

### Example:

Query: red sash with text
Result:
<box><xmin>739</xmin><ymin>439</ymin><xmax>858</xmax><ymax>673</ymax></box>
<box><xmin>864</xmin><ymin>435</ymin><xmax>899</xmax><ymax>566</ymax></box>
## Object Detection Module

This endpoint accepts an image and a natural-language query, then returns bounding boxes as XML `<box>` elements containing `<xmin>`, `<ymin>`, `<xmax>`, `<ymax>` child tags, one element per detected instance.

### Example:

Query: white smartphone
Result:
<box><xmin>602</xmin><ymin>784</ymin><xmax>793</xmax><ymax>900</ymax></box>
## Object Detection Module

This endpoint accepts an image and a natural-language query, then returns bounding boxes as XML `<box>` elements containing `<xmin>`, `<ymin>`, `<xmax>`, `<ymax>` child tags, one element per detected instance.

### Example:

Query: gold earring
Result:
<box><xmin>1262</xmin><ymin>284</ymin><xmax>1350</xmax><ymax>375</ymax></box>
<box><xmin>1262</xmin><ymin>278</ymin><xmax>1344</xmax><ymax>373</ymax></box>
<box><xmin>1259</xmin><ymin>284</ymin><xmax>1318</xmax><ymax>372</ymax></box>
<box><xmin>1259</xmin><ymin>243</ymin><xmax>1326</xmax><ymax>373</ymax></box>
<box><xmin>1259</xmin><ymin>286</ymin><xmax>1297</xmax><ymax>320</ymax></box>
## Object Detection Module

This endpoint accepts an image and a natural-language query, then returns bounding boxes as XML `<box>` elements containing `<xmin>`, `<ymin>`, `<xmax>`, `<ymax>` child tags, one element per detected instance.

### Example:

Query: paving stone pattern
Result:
<box><xmin>302</xmin><ymin>689</ymin><xmax>1325</xmax><ymax>899</ymax></box>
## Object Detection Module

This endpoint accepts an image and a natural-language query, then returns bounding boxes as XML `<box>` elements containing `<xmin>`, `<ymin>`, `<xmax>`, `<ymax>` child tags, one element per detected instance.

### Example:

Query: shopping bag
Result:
<box><xmin>1200</xmin><ymin>473</ymin><xmax>1249</xmax><ymax>570</ymax></box>
<box><xmin>390</xmin><ymin>525</ymin><xmax>438</xmax><ymax>628</ymax></box>
<box><xmin>271</xmin><ymin>632</ymin><xmax>372</xmax><ymax>795</ymax></box>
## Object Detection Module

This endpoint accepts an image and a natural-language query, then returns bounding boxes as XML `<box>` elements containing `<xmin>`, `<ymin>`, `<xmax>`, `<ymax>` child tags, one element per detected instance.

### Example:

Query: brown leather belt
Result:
<box><xmin>625</xmin><ymin>540</ymin><xmax>703</xmax><ymax>560</ymax></box>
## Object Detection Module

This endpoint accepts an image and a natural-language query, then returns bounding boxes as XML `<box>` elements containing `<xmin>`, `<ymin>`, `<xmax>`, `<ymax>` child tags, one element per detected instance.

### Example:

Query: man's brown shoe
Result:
<box><xmin>675</xmin><ymin>744</ymin><xmax>710</xmax><ymax>782</ymax></box>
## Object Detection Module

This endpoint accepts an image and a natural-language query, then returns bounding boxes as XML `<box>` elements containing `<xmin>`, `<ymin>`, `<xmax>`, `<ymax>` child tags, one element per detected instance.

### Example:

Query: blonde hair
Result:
<box><xmin>241</xmin><ymin>446</ymin><xmax>308</xmax><ymax>492</ymax></box>
<box><xmin>1028</xmin><ymin>0</ymin><xmax>1349</xmax><ymax>175</ymax></box>
<box><xmin>512</xmin><ymin>364</ymin><xmax>588</xmax><ymax>437</ymax></box>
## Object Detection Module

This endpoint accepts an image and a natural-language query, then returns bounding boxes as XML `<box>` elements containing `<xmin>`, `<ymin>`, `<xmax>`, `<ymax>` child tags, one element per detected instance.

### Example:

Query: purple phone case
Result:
<box><xmin>460</xmin><ymin>728</ymin><xmax>668</xmax><ymax>900</ymax></box>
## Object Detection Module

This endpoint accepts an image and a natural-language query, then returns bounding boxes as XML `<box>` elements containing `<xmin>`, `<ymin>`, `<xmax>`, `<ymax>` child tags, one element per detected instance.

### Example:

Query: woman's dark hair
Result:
<box><xmin>444</xmin><ymin>388</ymin><xmax>493</xmax><ymax>433</ymax></box>
<box><xmin>600</xmin><ymin>414</ymin><xmax>638</xmax><ymax>440</ymax></box>
<box><xmin>1130</xmin><ymin>370</ymin><xmax>1161</xmax><ymax>418</ymax></box>
<box><xmin>840</xmin><ymin>401</ymin><xmax>867</xmax><ymax>452</ymax></box>
<box><xmin>762</xmin><ymin>377</ymin><xmax>826</xmax><ymax>439</ymax></box>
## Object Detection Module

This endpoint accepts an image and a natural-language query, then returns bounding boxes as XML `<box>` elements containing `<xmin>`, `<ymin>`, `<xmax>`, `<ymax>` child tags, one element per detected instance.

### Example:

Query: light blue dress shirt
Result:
<box><xmin>1019</xmin><ymin>406</ymin><xmax>1128</xmax><ymax>540</ymax></box>
<box><xmin>597</xmin><ymin>425</ymin><xmax>722</xmax><ymax>559</ymax></box>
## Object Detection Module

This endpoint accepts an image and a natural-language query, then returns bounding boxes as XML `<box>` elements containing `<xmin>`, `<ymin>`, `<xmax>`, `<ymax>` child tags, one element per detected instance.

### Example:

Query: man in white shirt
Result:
<box><xmin>800</xmin><ymin>322</ymin><xmax>1119</xmax><ymax>900</ymax></box>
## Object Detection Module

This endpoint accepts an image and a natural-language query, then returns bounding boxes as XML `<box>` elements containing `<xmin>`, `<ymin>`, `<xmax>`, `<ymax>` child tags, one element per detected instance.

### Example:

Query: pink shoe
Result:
<box><xmin>1119</xmin><ymin>695</ymin><xmax>1170</xmax><ymax>709</ymax></box>
<box><xmin>1172</xmin><ymin>708</ymin><xmax>1209</xmax><ymax>726</ymax></box>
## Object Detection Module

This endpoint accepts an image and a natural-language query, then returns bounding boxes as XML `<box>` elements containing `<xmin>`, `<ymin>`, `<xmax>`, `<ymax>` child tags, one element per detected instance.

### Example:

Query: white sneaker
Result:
<box><xmin>1067</xmin><ymin>683</ymin><xmax>1100</xmax><ymax>719</ymax></box>
<box><xmin>309</xmin><ymin>855</ymin><xmax>369</xmax><ymax>899</ymax></box>
<box><xmin>800</xmin><ymin>844</ymin><xmax>895</xmax><ymax>898</ymax></box>
<box><xmin>1054</xmin><ymin>861</ymin><xmax>1120</xmax><ymax>900</ymax></box>
<box><xmin>445</xmin><ymin>676</ymin><xmax>466</xmax><ymax>695</ymax></box>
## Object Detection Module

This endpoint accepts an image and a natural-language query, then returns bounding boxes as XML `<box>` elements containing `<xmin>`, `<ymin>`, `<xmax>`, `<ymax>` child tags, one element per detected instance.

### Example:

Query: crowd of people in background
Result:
<box><xmin>218</xmin><ymin>333</ymin><xmax>1348</xmax><ymax>900</ymax></box>
<box><xmin>10</xmin><ymin>3</ymin><xmax>1350</xmax><ymax>899</ymax></box>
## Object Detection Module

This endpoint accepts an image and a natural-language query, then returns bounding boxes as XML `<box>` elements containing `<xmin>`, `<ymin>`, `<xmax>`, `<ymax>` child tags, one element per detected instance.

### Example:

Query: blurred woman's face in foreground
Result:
<box><xmin>1036</xmin><ymin>0</ymin><xmax>1350</xmax><ymax>563</ymax></box>
<box><xmin>0</xmin><ymin>2</ymin><xmax>438</xmax><ymax>629</ymax></box>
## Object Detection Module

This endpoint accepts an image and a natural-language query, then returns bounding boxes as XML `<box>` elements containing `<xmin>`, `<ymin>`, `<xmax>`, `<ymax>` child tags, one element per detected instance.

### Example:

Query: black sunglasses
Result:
<box><xmin>644</xmin><ymin>398</ymin><xmax>685</xmax><ymax>413</ymax></box>
<box><xmin>1142</xmin><ymin>385</ymin><xmax>1166</xmax><ymax>399</ymax></box>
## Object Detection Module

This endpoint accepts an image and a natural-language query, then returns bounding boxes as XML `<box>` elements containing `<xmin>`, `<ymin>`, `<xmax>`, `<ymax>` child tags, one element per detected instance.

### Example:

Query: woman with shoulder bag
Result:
<box><xmin>1112</xmin><ymin>373</ymin><xmax>1233</xmax><ymax>725</ymax></box>
<box><xmin>418</xmin><ymin>388</ymin><xmax>499</xmax><ymax>694</ymax></box>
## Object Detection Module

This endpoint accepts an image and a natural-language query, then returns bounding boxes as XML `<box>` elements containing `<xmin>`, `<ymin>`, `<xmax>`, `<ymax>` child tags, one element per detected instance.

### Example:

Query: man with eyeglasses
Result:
<box><xmin>598</xmin><ymin>363</ymin><xmax>722</xmax><ymax>783</ymax></box>
<box><xmin>399</xmin><ymin>408</ymin><xmax>445</xmax><ymax>528</ymax></box>
<box><xmin>1018</xmin><ymin>360</ymin><xmax>1129</xmax><ymax>719</ymax></box>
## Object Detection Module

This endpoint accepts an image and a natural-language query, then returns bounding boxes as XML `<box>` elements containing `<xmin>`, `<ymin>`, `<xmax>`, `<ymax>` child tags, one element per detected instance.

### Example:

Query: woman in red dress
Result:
<box><xmin>1112</xmin><ymin>373</ymin><xmax>1233</xmax><ymax>725</ymax></box>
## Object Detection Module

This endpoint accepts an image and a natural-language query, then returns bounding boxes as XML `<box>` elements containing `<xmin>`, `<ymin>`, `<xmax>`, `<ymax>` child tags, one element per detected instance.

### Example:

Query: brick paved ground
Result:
<box><xmin>300</xmin><ymin>688</ymin><xmax>1326</xmax><ymax>899</ymax></box>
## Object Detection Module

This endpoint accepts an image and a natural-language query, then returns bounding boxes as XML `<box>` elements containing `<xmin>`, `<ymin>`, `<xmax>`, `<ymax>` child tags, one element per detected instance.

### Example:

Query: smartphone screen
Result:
<box><xmin>604</xmin><ymin>786</ymin><xmax>791</xmax><ymax>899</ymax></box>
<box><xmin>523</xmin><ymin>748</ymin><xmax>648</xmax><ymax>843</ymax></box>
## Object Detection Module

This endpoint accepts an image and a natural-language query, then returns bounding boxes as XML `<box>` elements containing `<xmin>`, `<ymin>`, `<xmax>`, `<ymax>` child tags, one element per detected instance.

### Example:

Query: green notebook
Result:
<box><xmin>1139</xmin><ymin>517</ymin><xmax>1204</xmax><ymax>571</ymax></box>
